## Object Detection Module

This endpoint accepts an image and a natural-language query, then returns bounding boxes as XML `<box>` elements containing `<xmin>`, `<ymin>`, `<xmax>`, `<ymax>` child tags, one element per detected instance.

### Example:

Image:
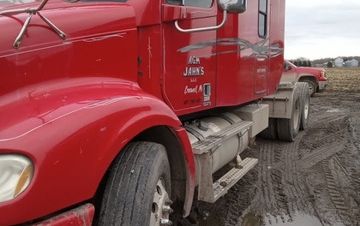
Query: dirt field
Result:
<box><xmin>194</xmin><ymin>68</ymin><xmax>360</xmax><ymax>226</ymax></box>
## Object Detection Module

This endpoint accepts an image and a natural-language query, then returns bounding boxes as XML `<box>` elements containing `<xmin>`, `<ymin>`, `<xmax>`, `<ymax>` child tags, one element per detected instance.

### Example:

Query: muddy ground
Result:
<box><xmin>192</xmin><ymin>68</ymin><xmax>360</xmax><ymax>226</ymax></box>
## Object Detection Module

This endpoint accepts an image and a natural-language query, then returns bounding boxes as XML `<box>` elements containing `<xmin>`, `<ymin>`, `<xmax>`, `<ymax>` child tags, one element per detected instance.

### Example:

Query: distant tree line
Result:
<box><xmin>312</xmin><ymin>56</ymin><xmax>360</xmax><ymax>66</ymax></box>
<box><xmin>290</xmin><ymin>59</ymin><xmax>312</xmax><ymax>67</ymax></box>
<box><xmin>289</xmin><ymin>56</ymin><xmax>360</xmax><ymax>68</ymax></box>
<box><xmin>327</xmin><ymin>62</ymin><xmax>333</xmax><ymax>68</ymax></box>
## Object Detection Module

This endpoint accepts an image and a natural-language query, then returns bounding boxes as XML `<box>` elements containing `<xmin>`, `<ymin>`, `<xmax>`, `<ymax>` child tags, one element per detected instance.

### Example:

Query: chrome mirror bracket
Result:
<box><xmin>175</xmin><ymin>10</ymin><xmax>227</xmax><ymax>33</ymax></box>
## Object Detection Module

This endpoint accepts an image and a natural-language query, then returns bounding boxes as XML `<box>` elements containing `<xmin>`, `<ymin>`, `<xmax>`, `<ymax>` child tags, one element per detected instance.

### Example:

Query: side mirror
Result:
<box><xmin>219</xmin><ymin>0</ymin><xmax>247</xmax><ymax>13</ymax></box>
<box><xmin>284</xmin><ymin>63</ymin><xmax>291</xmax><ymax>71</ymax></box>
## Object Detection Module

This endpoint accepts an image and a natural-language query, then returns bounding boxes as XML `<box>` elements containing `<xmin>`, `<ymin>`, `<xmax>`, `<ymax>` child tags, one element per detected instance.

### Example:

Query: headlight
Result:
<box><xmin>321</xmin><ymin>70</ymin><xmax>326</xmax><ymax>78</ymax></box>
<box><xmin>0</xmin><ymin>155</ymin><xmax>33</xmax><ymax>203</ymax></box>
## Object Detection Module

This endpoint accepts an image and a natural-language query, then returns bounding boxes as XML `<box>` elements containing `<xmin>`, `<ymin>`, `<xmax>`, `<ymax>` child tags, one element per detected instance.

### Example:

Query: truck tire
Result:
<box><xmin>298</xmin><ymin>82</ymin><xmax>310</xmax><ymax>130</ymax></box>
<box><xmin>259</xmin><ymin>118</ymin><xmax>277</xmax><ymax>140</ymax></box>
<box><xmin>301</xmin><ymin>78</ymin><xmax>317</xmax><ymax>96</ymax></box>
<box><xmin>276</xmin><ymin>85</ymin><xmax>301</xmax><ymax>142</ymax></box>
<box><xmin>98</xmin><ymin>142</ymin><xmax>172</xmax><ymax>226</ymax></box>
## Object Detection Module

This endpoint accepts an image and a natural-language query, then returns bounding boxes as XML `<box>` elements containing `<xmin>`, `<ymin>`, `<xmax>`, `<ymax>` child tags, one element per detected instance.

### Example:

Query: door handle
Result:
<box><xmin>175</xmin><ymin>10</ymin><xmax>227</xmax><ymax>33</ymax></box>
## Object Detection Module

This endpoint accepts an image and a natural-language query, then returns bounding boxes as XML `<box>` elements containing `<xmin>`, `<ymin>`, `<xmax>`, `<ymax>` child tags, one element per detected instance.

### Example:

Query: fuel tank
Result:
<box><xmin>186</xmin><ymin>112</ymin><xmax>250</xmax><ymax>174</ymax></box>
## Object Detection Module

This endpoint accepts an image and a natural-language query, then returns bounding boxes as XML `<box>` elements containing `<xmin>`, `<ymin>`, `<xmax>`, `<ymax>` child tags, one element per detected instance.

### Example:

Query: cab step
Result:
<box><xmin>191</xmin><ymin>119</ymin><xmax>258</xmax><ymax>203</ymax></box>
<box><xmin>197</xmin><ymin>155</ymin><xmax>258</xmax><ymax>203</ymax></box>
<box><xmin>212</xmin><ymin>157</ymin><xmax>258</xmax><ymax>202</ymax></box>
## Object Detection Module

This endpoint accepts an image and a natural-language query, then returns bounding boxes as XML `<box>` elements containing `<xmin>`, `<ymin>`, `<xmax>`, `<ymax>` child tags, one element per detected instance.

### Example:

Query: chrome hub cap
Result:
<box><xmin>308</xmin><ymin>85</ymin><xmax>315</xmax><ymax>95</ymax></box>
<box><xmin>293</xmin><ymin>99</ymin><xmax>301</xmax><ymax>129</ymax></box>
<box><xmin>304</xmin><ymin>98</ymin><xmax>309</xmax><ymax>120</ymax></box>
<box><xmin>150</xmin><ymin>180</ymin><xmax>173</xmax><ymax>226</ymax></box>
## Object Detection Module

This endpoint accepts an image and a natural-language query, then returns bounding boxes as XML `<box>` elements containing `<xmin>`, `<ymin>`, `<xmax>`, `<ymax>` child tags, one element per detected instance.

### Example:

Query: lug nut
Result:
<box><xmin>160</xmin><ymin>219</ymin><xmax>173</xmax><ymax>225</ymax></box>
<box><xmin>165</xmin><ymin>200</ymin><xmax>173</xmax><ymax>205</ymax></box>
<box><xmin>162</xmin><ymin>205</ymin><xmax>174</xmax><ymax>214</ymax></box>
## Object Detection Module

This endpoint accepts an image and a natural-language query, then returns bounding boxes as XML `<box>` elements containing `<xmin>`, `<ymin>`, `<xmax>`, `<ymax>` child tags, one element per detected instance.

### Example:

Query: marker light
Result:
<box><xmin>0</xmin><ymin>155</ymin><xmax>33</xmax><ymax>203</ymax></box>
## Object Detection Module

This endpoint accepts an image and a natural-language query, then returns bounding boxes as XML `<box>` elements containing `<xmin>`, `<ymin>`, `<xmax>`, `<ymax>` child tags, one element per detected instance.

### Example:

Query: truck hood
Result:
<box><xmin>0</xmin><ymin>0</ymin><xmax>139</xmax><ymax>144</ymax></box>
<box><xmin>0</xmin><ymin>0</ymin><xmax>136</xmax><ymax>56</ymax></box>
<box><xmin>296</xmin><ymin>66</ymin><xmax>325</xmax><ymax>75</ymax></box>
<box><xmin>0</xmin><ymin>1</ymin><xmax>137</xmax><ymax>95</ymax></box>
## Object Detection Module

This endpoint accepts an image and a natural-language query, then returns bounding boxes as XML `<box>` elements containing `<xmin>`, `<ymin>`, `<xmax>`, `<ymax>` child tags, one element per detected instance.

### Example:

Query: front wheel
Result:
<box><xmin>302</xmin><ymin>78</ymin><xmax>317</xmax><ymax>97</ymax></box>
<box><xmin>98</xmin><ymin>142</ymin><xmax>172</xmax><ymax>226</ymax></box>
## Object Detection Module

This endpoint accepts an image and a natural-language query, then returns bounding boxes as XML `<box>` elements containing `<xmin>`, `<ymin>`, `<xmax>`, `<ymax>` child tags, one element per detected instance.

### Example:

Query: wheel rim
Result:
<box><xmin>150</xmin><ymin>180</ymin><xmax>173</xmax><ymax>226</ymax></box>
<box><xmin>293</xmin><ymin>99</ymin><xmax>301</xmax><ymax>129</ymax></box>
<box><xmin>308</xmin><ymin>84</ymin><xmax>315</xmax><ymax>95</ymax></box>
<box><xmin>303</xmin><ymin>96</ymin><xmax>310</xmax><ymax>120</ymax></box>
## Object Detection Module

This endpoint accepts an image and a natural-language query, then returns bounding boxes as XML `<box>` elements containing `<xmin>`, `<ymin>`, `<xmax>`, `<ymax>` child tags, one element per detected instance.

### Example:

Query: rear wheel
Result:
<box><xmin>259</xmin><ymin>118</ymin><xmax>277</xmax><ymax>140</ymax></box>
<box><xmin>98</xmin><ymin>142</ymin><xmax>172</xmax><ymax>226</ymax></box>
<box><xmin>298</xmin><ymin>82</ymin><xmax>310</xmax><ymax>130</ymax></box>
<box><xmin>277</xmin><ymin>84</ymin><xmax>301</xmax><ymax>142</ymax></box>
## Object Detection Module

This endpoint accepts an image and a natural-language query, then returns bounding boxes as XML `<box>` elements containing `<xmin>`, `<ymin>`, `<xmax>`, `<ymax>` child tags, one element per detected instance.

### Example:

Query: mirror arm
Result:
<box><xmin>175</xmin><ymin>10</ymin><xmax>227</xmax><ymax>33</ymax></box>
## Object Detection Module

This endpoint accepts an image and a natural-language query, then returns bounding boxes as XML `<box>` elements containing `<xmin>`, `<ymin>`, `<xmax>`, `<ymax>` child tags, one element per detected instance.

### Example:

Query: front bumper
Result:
<box><xmin>33</xmin><ymin>203</ymin><xmax>94</xmax><ymax>226</ymax></box>
<box><xmin>318</xmin><ymin>81</ymin><xmax>327</xmax><ymax>91</ymax></box>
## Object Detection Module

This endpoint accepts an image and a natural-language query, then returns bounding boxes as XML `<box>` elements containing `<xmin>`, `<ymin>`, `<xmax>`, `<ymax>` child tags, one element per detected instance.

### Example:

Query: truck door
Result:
<box><xmin>216</xmin><ymin>0</ymin><xmax>271</xmax><ymax>106</ymax></box>
<box><xmin>161</xmin><ymin>0</ymin><xmax>218</xmax><ymax>116</ymax></box>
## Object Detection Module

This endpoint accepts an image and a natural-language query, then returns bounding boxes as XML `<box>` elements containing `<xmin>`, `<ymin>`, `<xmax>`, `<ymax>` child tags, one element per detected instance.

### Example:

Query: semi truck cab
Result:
<box><xmin>0</xmin><ymin>0</ymin><xmax>309</xmax><ymax>225</ymax></box>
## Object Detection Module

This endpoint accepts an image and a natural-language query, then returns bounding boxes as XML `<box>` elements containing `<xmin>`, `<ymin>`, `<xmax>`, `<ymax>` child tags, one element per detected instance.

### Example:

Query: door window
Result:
<box><xmin>258</xmin><ymin>0</ymin><xmax>268</xmax><ymax>38</ymax></box>
<box><xmin>166</xmin><ymin>0</ymin><xmax>212</xmax><ymax>8</ymax></box>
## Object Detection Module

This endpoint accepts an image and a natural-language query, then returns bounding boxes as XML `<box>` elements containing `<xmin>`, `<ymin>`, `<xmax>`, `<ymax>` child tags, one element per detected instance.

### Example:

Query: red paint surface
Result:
<box><xmin>297</xmin><ymin>66</ymin><xmax>327</xmax><ymax>82</ymax></box>
<box><xmin>0</xmin><ymin>77</ymin><xmax>189</xmax><ymax>225</ymax></box>
<box><xmin>34</xmin><ymin>203</ymin><xmax>94</xmax><ymax>226</ymax></box>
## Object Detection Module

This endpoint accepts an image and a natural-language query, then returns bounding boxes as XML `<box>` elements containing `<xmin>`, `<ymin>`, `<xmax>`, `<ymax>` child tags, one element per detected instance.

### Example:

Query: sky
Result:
<box><xmin>285</xmin><ymin>0</ymin><xmax>360</xmax><ymax>60</ymax></box>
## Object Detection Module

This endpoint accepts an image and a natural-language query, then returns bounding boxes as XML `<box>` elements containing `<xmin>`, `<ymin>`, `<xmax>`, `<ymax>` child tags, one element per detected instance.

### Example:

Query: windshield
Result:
<box><xmin>286</xmin><ymin>60</ymin><xmax>297</xmax><ymax>68</ymax></box>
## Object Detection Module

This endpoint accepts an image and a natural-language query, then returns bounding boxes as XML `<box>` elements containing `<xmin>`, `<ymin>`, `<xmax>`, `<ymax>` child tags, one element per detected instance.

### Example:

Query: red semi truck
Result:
<box><xmin>0</xmin><ymin>0</ymin><xmax>310</xmax><ymax>225</ymax></box>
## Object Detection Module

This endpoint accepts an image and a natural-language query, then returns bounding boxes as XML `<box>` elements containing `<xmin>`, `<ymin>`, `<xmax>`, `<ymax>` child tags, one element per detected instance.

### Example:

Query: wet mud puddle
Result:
<box><xmin>242</xmin><ymin>212</ymin><xmax>324</xmax><ymax>226</ymax></box>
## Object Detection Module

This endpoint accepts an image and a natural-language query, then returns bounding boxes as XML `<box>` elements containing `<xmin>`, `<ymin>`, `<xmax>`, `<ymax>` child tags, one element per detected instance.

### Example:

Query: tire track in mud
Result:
<box><xmin>298</xmin><ymin>137</ymin><xmax>346</xmax><ymax>170</ymax></box>
<box><xmin>298</xmin><ymin>116</ymin><xmax>348</xmax><ymax>162</ymax></box>
<box><xmin>309</xmin><ymin>113</ymin><xmax>347</xmax><ymax>129</ymax></box>
<box><xmin>303</xmin><ymin>114</ymin><xmax>360</xmax><ymax>226</ymax></box>
<box><xmin>221</xmin><ymin>170</ymin><xmax>258</xmax><ymax>226</ymax></box>
<box><xmin>348</xmin><ymin>117</ymin><xmax>360</xmax><ymax>154</ymax></box>
<box><xmin>319</xmin><ymin>155</ymin><xmax>360</xmax><ymax>226</ymax></box>
<box><xmin>321</xmin><ymin>160</ymin><xmax>351</xmax><ymax>224</ymax></box>
<box><xmin>250</xmin><ymin>141</ymin><xmax>293</xmax><ymax>222</ymax></box>
<box><xmin>299</xmin><ymin>127</ymin><xmax>345</xmax><ymax>150</ymax></box>
<box><xmin>280</xmin><ymin>134</ymin><xmax>311</xmax><ymax>216</ymax></box>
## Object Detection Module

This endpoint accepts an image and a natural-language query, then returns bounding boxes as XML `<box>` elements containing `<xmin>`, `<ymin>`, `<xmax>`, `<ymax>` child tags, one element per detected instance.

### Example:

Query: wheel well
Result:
<box><xmin>299</xmin><ymin>75</ymin><xmax>317</xmax><ymax>85</ymax></box>
<box><xmin>299</xmin><ymin>76</ymin><xmax>319</xmax><ymax>92</ymax></box>
<box><xmin>93</xmin><ymin>126</ymin><xmax>188</xmax><ymax>217</ymax></box>
<box><xmin>134</xmin><ymin>126</ymin><xmax>188</xmax><ymax>202</ymax></box>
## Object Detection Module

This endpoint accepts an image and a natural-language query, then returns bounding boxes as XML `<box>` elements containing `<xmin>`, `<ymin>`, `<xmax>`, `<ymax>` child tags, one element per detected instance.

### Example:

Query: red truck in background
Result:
<box><xmin>283</xmin><ymin>60</ymin><xmax>328</xmax><ymax>96</ymax></box>
<box><xmin>0</xmin><ymin>0</ymin><xmax>310</xmax><ymax>225</ymax></box>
